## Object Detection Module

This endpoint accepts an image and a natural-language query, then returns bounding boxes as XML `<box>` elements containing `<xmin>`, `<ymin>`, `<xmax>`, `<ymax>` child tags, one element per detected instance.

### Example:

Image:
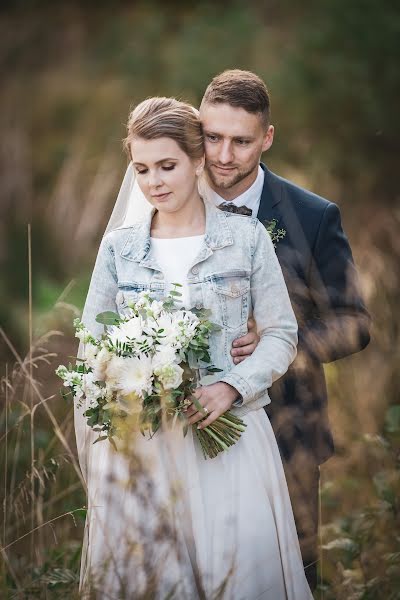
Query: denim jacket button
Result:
<box><xmin>154</xmin><ymin>273</ymin><xmax>163</xmax><ymax>280</ymax></box>
<box><xmin>191</xmin><ymin>266</ymin><xmax>199</xmax><ymax>275</ymax></box>
<box><xmin>195</xmin><ymin>302</ymin><xmax>203</xmax><ymax>309</ymax></box>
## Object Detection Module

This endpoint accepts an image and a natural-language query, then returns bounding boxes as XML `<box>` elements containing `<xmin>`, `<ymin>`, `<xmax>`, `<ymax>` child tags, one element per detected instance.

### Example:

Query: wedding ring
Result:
<box><xmin>203</xmin><ymin>407</ymin><xmax>209</xmax><ymax>415</ymax></box>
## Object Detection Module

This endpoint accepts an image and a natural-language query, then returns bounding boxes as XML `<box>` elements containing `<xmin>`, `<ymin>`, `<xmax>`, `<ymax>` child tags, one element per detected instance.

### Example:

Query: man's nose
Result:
<box><xmin>218</xmin><ymin>141</ymin><xmax>234</xmax><ymax>164</ymax></box>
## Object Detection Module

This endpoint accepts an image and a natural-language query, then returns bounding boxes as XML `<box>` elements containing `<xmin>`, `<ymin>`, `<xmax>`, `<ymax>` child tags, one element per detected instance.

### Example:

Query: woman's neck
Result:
<box><xmin>150</xmin><ymin>194</ymin><xmax>205</xmax><ymax>239</ymax></box>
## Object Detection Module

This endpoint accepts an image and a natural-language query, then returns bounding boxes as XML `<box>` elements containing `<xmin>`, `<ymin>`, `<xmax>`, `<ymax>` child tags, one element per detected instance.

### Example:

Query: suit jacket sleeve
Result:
<box><xmin>302</xmin><ymin>202</ymin><xmax>371</xmax><ymax>363</ymax></box>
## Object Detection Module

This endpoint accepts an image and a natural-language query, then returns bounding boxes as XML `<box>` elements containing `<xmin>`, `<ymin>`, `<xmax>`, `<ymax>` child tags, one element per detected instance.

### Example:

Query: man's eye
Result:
<box><xmin>207</xmin><ymin>135</ymin><xmax>219</xmax><ymax>142</ymax></box>
<box><xmin>162</xmin><ymin>165</ymin><xmax>175</xmax><ymax>171</ymax></box>
<box><xmin>236</xmin><ymin>140</ymin><xmax>249</xmax><ymax>146</ymax></box>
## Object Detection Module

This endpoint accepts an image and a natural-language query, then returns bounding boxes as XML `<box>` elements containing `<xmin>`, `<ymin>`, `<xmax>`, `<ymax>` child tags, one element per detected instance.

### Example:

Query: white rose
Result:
<box><xmin>155</xmin><ymin>363</ymin><xmax>184</xmax><ymax>390</ymax></box>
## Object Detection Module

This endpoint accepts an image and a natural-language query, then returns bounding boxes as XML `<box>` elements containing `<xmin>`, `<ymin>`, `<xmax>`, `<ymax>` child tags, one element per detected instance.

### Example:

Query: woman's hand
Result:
<box><xmin>231</xmin><ymin>317</ymin><xmax>260</xmax><ymax>364</ymax></box>
<box><xmin>185</xmin><ymin>382</ymin><xmax>239</xmax><ymax>429</ymax></box>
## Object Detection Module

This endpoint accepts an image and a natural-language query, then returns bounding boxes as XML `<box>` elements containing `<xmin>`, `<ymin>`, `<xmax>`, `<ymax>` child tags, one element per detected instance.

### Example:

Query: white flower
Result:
<box><xmin>56</xmin><ymin>365</ymin><xmax>68</xmax><ymax>379</ymax></box>
<box><xmin>91</xmin><ymin>346</ymin><xmax>111</xmax><ymax>381</ymax></box>
<box><xmin>156</xmin><ymin>312</ymin><xmax>183</xmax><ymax>348</ymax></box>
<box><xmin>116</xmin><ymin>356</ymin><xmax>154</xmax><ymax>398</ymax></box>
<box><xmin>82</xmin><ymin>371</ymin><xmax>104</xmax><ymax>407</ymax></box>
<box><xmin>175</xmin><ymin>310</ymin><xmax>199</xmax><ymax>341</ymax></box>
<box><xmin>155</xmin><ymin>363</ymin><xmax>184</xmax><ymax>390</ymax></box>
<box><xmin>152</xmin><ymin>346</ymin><xmax>178</xmax><ymax>370</ymax></box>
<box><xmin>108</xmin><ymin>316</ymin><xmax>144</xmax><ymax>347</ymax></box>
<box><xmin>82</xmin><ymin>342</ymin><xmax>98</xmax><ymax>367</ymax></box>
<box><xmin>147</xmin><ymin>300</ymin><xmax>164</xmax><ymax>318</ymax></box>
<box><xmin>106</xmin><ymin>355</ymin><xmax>127</xmax><ymax>389</ymax></box>
<box><xmin>75</xmin><ymin>325</ymin><xmax>92</xmax><ymax>344</ymax></box>
<box><xmin>135</xmin><ymin>291</ymin><xmax>152</xmax><ymax>310</ymax></box>
<box><xmin>62</xmin><ymin>371</ymin><xmax>77</xmax><ymax>387</ymax></box>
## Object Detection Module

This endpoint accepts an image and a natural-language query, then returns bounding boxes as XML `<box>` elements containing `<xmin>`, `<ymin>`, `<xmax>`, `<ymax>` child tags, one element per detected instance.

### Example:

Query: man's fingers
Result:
<box><xmin>233</xmin><ymin>356</ymin><xmax>247</xmax><ymax>365</ymax></box>
<box><xmin>247</xmin><ymin>317</ymin><xmax>256</xmax><ymax>331</ymax></box>
<box><xmin>232</xmin><ymin>332</ymin><xmax>252</xmax><ymax>348</ymax></box>
<box><xmin>231</xmin><ymin>342</ymin><xmax>256</xmax><ymax>358</ymax></box>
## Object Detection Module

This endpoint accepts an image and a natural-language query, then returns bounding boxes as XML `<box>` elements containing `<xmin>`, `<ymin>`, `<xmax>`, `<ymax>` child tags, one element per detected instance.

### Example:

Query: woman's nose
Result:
<box><xmin>149</xmin><ymin>169</ymin><xmax>162</xmax><ymax>188</ymax></box>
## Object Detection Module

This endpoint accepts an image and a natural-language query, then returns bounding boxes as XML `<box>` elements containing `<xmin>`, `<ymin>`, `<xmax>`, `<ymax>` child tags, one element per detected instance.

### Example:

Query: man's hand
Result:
<box><xmin>185</xmin><ymin>382</ymin><xmax>239</xmax><ymax>429</ymax></box>
<box><xmin>230</xmin><ymin>317</ymin><xmax>260</xmax><ymax>364</ymax></box>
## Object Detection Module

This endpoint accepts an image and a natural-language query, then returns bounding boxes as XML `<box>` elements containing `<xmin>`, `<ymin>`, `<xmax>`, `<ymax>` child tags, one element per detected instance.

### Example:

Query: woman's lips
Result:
<box><xmin>152</xmin><ymin>192</ymin><xmax>171</xmax><ymax>201</ymax></box>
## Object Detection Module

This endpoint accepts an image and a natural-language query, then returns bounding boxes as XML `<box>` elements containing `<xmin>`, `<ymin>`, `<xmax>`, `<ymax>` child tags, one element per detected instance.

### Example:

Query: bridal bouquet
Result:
<box><xmin>56</xmin><ymin>288</ymin><xmax>246</xmax><ymax>459</ymax></box>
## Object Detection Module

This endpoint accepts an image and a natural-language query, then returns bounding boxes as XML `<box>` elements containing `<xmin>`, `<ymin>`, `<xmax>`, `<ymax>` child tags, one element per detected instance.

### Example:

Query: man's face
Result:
<box><xmin>199</xmin><ymin>102</ymin><xmax>274</xmax><ymax>200</ymax></box>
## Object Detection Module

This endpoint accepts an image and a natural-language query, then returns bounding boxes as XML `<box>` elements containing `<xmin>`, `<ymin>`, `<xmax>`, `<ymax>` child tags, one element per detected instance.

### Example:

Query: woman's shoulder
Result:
<box><xmin>102</xmin><ymin>223</ymin><xmax>143</xmax><ymax>249</ymax></box>
<box><xmin>223</xmin><ymin>211</ymin><xmax>259</xmax><ymax>232</ymax></box>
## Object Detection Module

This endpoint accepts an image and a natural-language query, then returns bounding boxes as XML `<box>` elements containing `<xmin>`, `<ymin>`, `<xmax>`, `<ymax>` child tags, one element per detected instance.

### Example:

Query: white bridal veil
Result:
<box><xmin>105</xmin><ymin>162</ymin><xmax>153</xmax><ymax>234</ymax></box>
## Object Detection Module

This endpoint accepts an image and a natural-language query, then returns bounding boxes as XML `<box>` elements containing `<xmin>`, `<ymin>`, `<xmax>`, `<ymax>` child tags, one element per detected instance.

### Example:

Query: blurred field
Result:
<box><xmin>1</xmin><ymin>1</ymin><xmax>399</xmax><ymax>598</ymax></box>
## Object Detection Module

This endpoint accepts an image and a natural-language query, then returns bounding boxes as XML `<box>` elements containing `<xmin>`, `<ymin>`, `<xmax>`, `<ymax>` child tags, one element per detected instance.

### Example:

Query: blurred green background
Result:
<box><xmin>1</xmin><ymin>0</ymin><xmax>399</xmax><ymax>597</ymax></box>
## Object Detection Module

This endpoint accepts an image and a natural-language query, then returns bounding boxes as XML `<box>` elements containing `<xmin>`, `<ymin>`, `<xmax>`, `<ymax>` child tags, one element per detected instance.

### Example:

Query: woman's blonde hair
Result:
<box><xmin>123</xmin><ymin>97</ymin><xmax>204</xmax><ymax>160</ymax></box>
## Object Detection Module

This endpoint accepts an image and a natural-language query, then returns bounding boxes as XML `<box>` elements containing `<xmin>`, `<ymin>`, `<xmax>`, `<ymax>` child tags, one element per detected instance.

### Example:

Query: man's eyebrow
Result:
<box><xmin>203</xmin><ymin>130</ymin><xmax>254</xmax><ymax>141</ymax></box>
<box><xmin>133</xmin><ymin>157</ymin><xmax>178</xmax><ymax>166</ymax></box>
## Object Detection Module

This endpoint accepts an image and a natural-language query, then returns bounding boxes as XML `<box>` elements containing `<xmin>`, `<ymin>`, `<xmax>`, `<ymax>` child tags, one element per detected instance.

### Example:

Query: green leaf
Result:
<box><xmin>93</xmin><ymin>435</ymin><xmax>108</xmax><ymax>444</ymax></box>
<box><xmin>95</xmin><ymin>311</ymin><xmax>121</xmax><ymax>325</ymax></box>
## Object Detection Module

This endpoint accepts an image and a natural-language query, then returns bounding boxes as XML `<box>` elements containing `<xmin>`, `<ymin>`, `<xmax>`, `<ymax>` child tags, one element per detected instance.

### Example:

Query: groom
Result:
<box><xmin>199</xmin><ymin>69</ymin><xmax>371</xmax><ymax>590</ymax></box>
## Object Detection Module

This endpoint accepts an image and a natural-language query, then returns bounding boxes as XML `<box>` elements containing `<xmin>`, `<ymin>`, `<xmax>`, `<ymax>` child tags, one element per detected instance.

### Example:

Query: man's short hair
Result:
<box><xmin>201</xmin><ymin>69</ymin><xmax>271</xmax><ymax>127</ymax></box>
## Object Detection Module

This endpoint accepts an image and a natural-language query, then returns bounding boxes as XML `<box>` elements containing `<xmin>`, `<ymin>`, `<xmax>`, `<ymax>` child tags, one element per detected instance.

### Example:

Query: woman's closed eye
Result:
<box><xmin>135</xmin><ymin>165</ymin><xmax>175</xmax><ymax>175</ymax></box>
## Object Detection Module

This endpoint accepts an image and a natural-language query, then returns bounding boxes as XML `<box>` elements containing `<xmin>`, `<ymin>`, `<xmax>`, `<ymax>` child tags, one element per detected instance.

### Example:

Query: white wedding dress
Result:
<box><xmin>79</xmin><ymin>236</ymin><xmax>313</xmax><ymax>600</ymax></box>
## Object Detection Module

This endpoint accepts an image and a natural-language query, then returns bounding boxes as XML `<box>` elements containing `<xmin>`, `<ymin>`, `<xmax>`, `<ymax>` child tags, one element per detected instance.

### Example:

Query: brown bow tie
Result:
<box><xmin>217</xmin><ymin>202</ymin><xmax>252</xmax><ymax>216</ymax></box>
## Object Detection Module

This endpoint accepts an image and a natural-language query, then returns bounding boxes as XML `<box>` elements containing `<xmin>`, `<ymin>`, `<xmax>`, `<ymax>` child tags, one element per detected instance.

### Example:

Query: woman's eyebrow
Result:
<box><xmin>133</xmin><ymin>157</ymin><xmax>178</xmax><ymax>166</ymax></box>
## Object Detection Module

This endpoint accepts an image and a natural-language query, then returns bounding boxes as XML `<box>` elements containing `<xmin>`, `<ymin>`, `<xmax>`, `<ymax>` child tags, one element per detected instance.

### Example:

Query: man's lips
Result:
<box><xmin>212</xmin><ymin>165</ymin><xmax>237</xmax><ymax>174</ymax></box>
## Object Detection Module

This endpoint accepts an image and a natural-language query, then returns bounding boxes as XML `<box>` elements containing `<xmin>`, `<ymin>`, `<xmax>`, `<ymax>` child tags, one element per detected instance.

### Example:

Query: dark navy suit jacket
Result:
<box><xmin>258</xmin><ymin>165</ymin><xmax>371</xmax><ymax>464</ymax></box>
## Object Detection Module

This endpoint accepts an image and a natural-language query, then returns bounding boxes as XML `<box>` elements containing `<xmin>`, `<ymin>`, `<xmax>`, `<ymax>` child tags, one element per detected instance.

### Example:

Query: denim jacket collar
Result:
<box><xmin>120</xmin><ymin>199</ymin><xmax>233</xmax><ymax>265</ymax></box>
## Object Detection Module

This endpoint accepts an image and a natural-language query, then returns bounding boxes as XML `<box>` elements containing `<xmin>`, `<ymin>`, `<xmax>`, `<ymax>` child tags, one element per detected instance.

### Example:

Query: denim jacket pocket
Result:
<box><xmin>212</xmin><ymin>271</ymin><xmax>250</xmax><ymax>329</ymax></box>
<box><xmin>116</xmin><ymin>282</ymin><xmax>165</xmax><ymax>315</ymax></box>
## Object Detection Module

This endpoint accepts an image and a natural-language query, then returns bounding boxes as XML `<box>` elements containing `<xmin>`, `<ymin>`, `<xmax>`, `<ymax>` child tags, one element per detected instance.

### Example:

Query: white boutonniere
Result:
<box><xmin>263</xmin><ymin>219</ymin><xmax>286</xmax><ymax>248</ymax></box>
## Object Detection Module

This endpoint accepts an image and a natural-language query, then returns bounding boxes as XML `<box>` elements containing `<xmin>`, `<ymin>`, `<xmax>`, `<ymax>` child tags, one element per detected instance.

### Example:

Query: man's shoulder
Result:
<box><xmin>265</xmin><ymin>167</ymin><xmax>333</xmax><ymax>215</ymax></box>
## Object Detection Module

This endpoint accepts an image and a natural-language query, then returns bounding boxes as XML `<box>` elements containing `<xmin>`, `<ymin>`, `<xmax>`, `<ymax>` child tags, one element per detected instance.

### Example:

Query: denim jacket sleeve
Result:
<box><xmin>81</xmin><ymin>235</ymin><xmax>119</xmax><ymax>339</ymax></box>
<box><xmin>220</xmin><ymin>221</ymin><xmax>298</xmax><ymax>406</ymax></box>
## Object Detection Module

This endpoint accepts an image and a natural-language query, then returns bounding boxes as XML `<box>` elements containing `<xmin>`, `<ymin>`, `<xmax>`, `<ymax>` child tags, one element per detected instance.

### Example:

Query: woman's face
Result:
<box><xmin>130</xmin><ymin>137</ymin><xmax>203</xmax><ymax>215</ymax></box>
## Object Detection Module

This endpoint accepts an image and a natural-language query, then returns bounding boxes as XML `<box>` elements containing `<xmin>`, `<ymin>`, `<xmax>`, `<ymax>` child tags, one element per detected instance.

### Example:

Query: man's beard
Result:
<box><xmin>205</xmin><ymin>161</ymin><xmax>258</xmax><ymax>190</ymax></box>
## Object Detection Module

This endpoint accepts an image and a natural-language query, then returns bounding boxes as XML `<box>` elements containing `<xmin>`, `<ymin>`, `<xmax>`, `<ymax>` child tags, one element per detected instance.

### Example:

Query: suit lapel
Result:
<box><xmin>257</xmin><ymin>163</ymin><xmax>284</xmax><ymax>236</ymax></box>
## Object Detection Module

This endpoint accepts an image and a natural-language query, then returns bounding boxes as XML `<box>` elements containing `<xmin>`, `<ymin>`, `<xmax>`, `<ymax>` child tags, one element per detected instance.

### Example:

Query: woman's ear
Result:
<box><xmin>195</xmin><ymin>155</ymin><xmax>205</xmax><ymax>177</ymax></box>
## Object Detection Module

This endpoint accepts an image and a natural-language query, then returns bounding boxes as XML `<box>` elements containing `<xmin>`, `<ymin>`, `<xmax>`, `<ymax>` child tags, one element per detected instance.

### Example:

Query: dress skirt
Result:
<box><xmin>80</xmin><ymin>408</ymin><xmax>313</xmax><ymax>600</ymax></box>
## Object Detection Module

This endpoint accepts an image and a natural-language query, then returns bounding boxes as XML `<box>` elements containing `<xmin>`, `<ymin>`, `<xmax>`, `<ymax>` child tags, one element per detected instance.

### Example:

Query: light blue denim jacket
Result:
<box><xmin>81</xmin><ymin>200</ymin><xmax>298</xmax><ymax>417</ymax></box>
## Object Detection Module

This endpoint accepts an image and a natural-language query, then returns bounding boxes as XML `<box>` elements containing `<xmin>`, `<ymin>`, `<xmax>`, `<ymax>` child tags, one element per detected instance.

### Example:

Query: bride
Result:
<box><xmin>75</xmin><ymin>97</ymin><xmax>313</xmax><ymax>599</ymax></box>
